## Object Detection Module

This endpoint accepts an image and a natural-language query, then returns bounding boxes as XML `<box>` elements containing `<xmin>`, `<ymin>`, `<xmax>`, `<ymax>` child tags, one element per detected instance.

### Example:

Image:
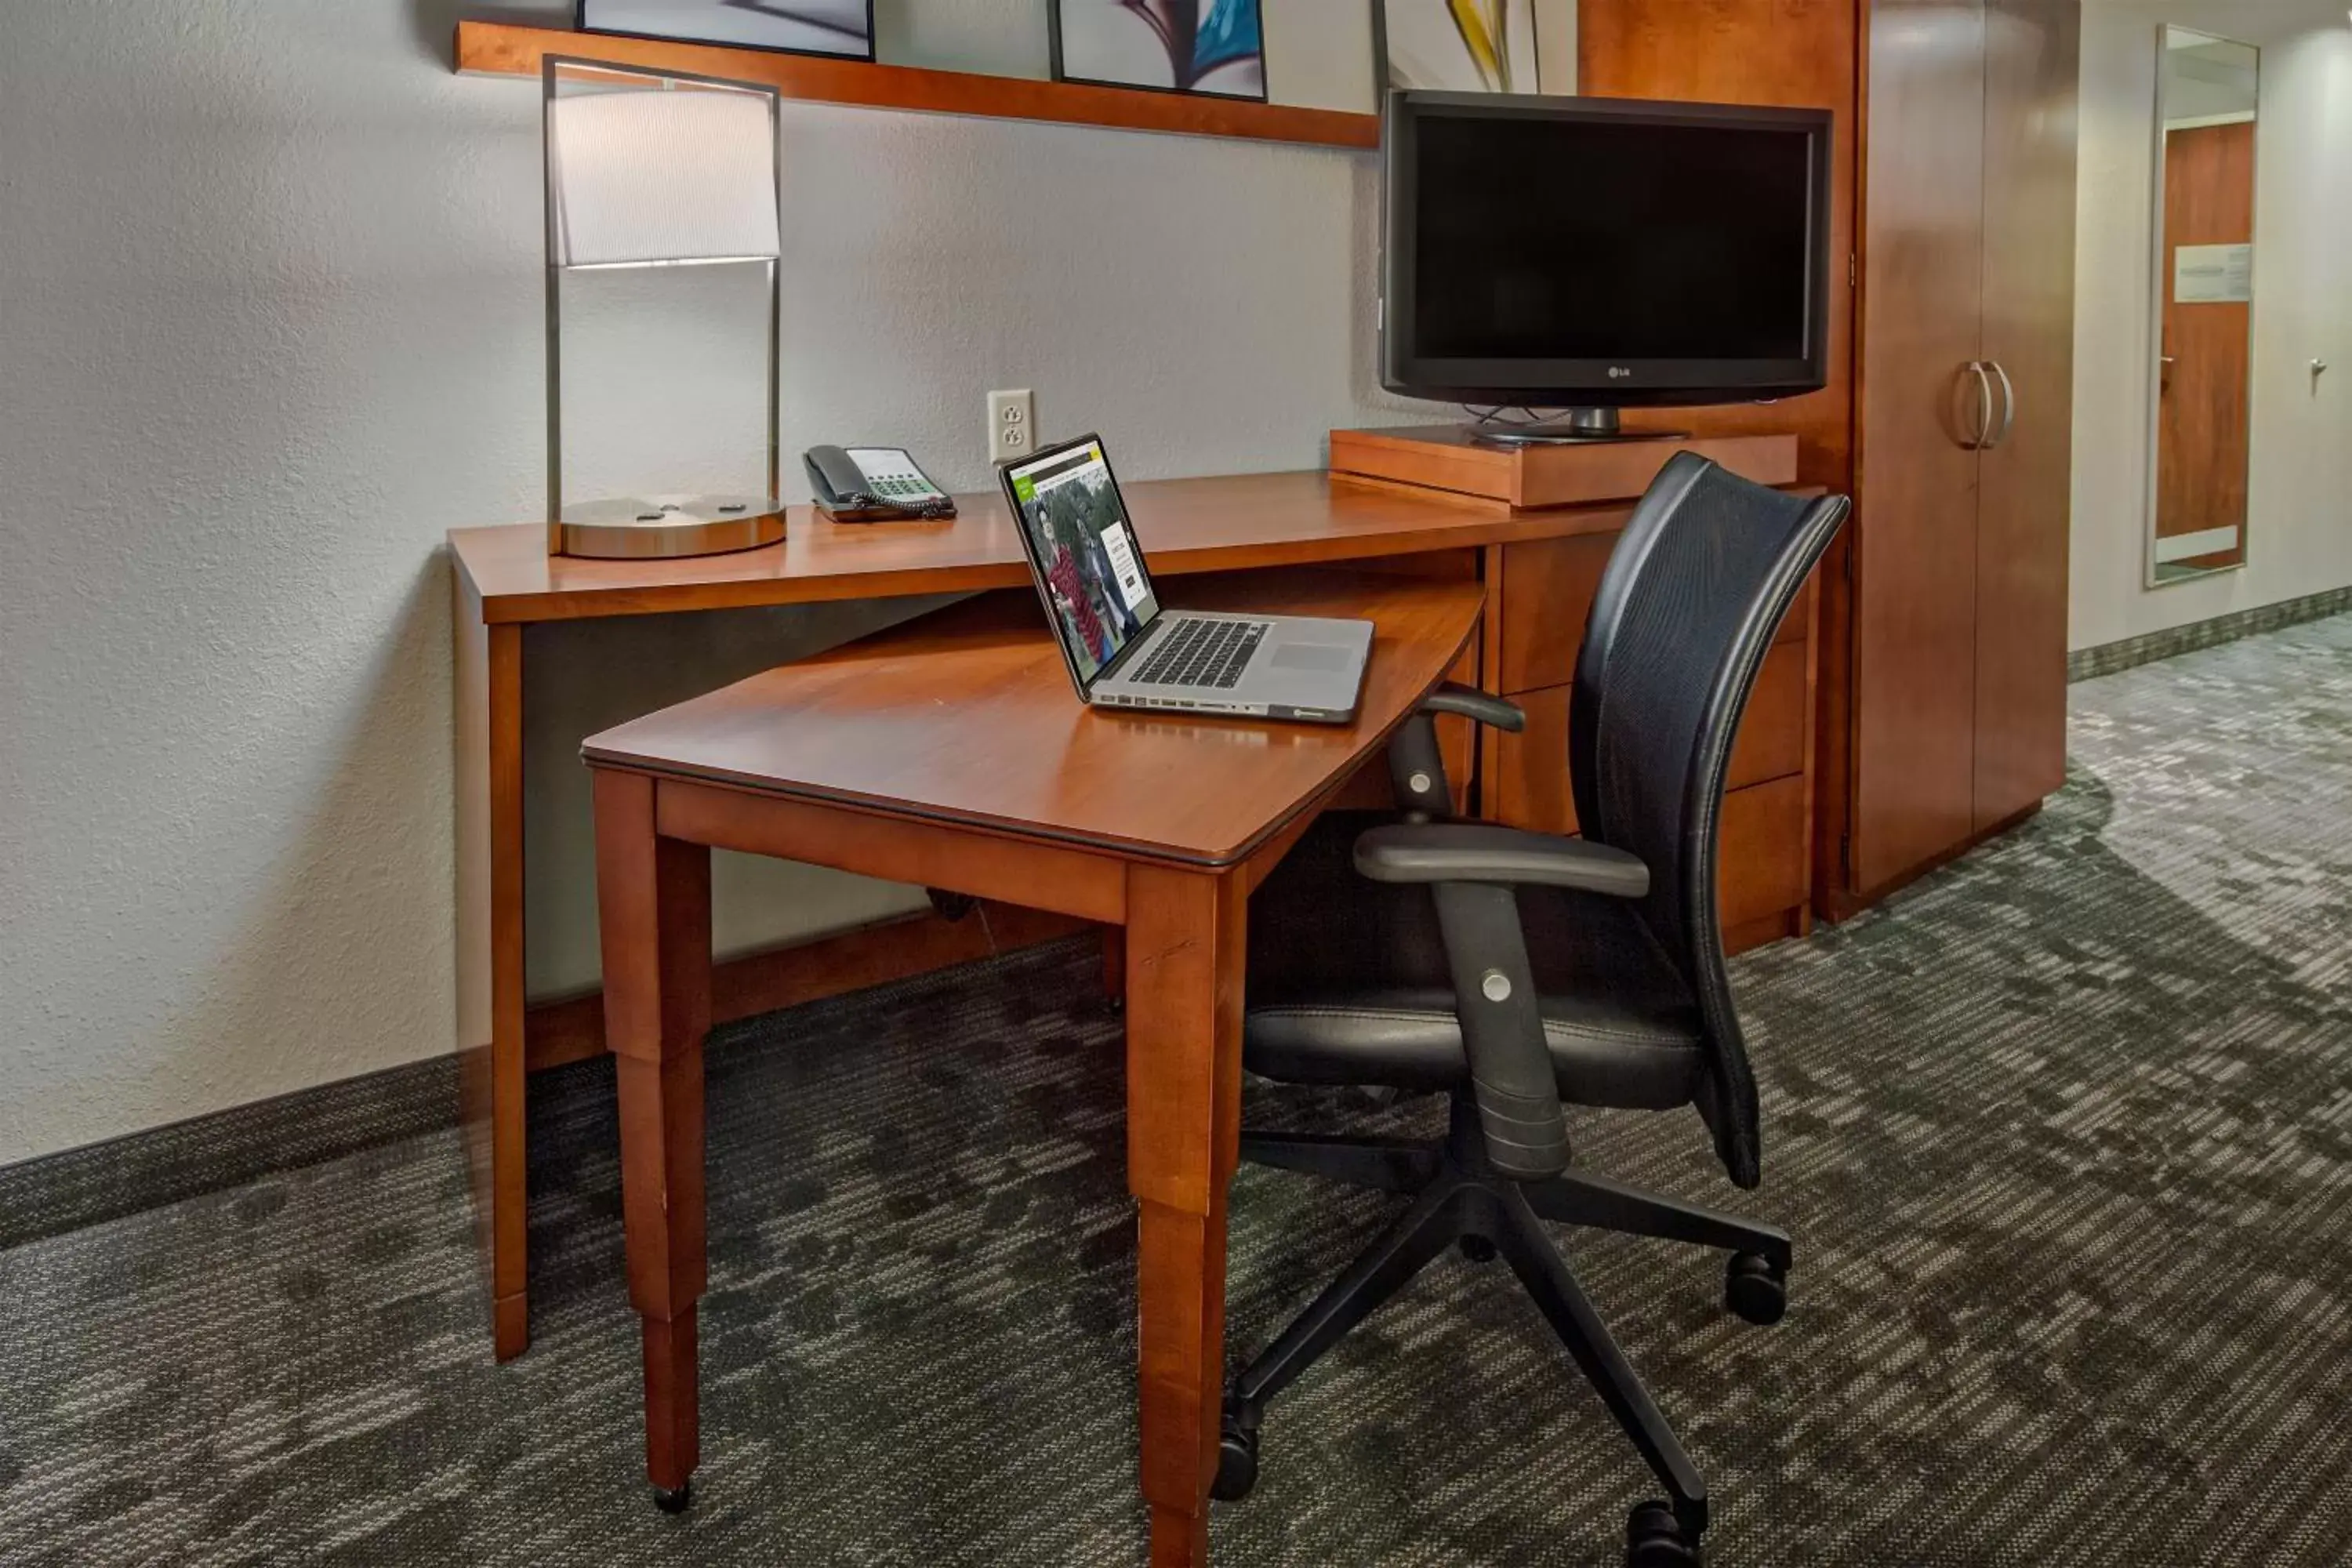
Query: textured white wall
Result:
<box><xmin>2</xmin><ymin>2</ymin><xmax>523</xmax><ymax>1167</ymax></box>
<box><xmin>6</xmin><ymin>0</ymin><xmax>1603</xmax><ymax>1162</ymax></box>
<box><xmin>2070</xmin><ymin>1</ymin><xmax>2352</xmax><ymax>650</ymax></box>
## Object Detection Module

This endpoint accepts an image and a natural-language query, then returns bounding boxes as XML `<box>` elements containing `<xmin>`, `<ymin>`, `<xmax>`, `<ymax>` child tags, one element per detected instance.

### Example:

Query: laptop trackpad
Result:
<box><xmin>1271</xmin><ymin>643</ymin><xmax>1355</xmax><ymax>673</ymax></box>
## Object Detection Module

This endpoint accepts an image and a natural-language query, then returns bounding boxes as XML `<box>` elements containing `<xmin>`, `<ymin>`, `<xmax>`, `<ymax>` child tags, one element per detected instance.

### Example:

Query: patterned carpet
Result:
<box><xmin>3</xmin><ymin>613</ymin><xmax>2350</xmax><ymax>1566</ymax></box>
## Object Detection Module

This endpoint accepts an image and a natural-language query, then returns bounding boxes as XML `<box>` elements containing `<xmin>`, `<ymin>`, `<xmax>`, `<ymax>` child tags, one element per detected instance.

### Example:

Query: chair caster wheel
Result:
<box><xmin>1211</xmin><ymin>1409</ymin><xmax>1260</xmax><ymax>1502</ymax></box>
<box><xmin>1627</xmin><ymin>1500</ymin><xmax>1702</xmax><ymax>1566</ymax></box>
<box><xmin>1458</xmin><ymin>1234</ymin><xmax>1497</xmax><ymax>1263</ymax></box>
<box><xmin>1724</xmin><ymin>1251</ymin><xmax>1788</xmax><ymax>1326</ymax></box>
<box><xmin>652</xmin><ymin>1480</ymin><xmax>693</xmax><ymax>1515</ymax></box>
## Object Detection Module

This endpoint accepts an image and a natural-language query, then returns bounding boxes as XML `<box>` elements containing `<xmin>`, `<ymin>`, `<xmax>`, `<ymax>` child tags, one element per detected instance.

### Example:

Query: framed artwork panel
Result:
<box><xmin>577</xmin><ymin>0</ymin><xmax>877</xmax><ymax>63</ymax></box>
<box><xmin>1051</xmin><ymin>0</ymin><xmax>1269</xmax><ymax>103</ymax></box>
<box><xmin>1374</xmin><ymin>0</ymin><xmax>1541</xmax><ymax>95</ymax></box>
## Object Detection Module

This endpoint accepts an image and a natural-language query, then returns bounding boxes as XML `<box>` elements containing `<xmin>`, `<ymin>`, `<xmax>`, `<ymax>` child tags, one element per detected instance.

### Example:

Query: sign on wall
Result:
<box><xmin>2175</xmin><ymin>243</ymin><xmax>2254</xmax><ymax>304</ymax></box>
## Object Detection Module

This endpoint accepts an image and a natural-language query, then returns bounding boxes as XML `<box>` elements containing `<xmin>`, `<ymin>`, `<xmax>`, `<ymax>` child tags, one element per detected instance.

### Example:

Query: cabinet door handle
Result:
<box><xmin>1958</xmin><ymin>361</ymin><xmax>1994</xmax><ymax>450</ymax></box>
<box><xmin>1984</xmin><ymin>360</ymin><xmax>2017</xmax><ymax>450</ymax></box>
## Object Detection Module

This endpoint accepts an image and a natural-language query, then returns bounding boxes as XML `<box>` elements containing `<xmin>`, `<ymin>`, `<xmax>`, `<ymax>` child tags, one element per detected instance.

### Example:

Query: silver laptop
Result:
<box><xmin>1000</xmin><ymin>434</ymin><xmax>1373</xmax><ymax>724</ymax></box>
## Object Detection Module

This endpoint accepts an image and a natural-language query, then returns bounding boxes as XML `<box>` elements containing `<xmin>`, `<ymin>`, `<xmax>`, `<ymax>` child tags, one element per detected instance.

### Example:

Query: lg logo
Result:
<box><xmin>1608</xmin><ymin>366</ymin><xmax>1635</xmax><ymax>379</ymax></box>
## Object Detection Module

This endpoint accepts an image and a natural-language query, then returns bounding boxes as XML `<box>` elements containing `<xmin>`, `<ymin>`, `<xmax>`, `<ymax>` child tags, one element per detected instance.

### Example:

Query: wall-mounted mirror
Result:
<box><xmin>2147</xmin><ymin>26</ymin><xmax>2259</xmax><ymax>586</ymax></box>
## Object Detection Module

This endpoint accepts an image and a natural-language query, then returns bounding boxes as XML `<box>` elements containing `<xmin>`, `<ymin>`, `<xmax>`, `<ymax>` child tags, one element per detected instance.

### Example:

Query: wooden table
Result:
<box><xmin>583</xmin><ymin>568</ymin><xmax>1485</xmax><ymax>1565</ymax></box>
<box><xmin>452</xmin><ymin>471</ymin><xmax>1650</xmax><ymax>1362</ymax></box>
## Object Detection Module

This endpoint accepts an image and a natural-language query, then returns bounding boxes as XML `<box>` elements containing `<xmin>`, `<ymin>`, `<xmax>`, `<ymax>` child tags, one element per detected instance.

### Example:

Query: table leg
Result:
<box><xmin>488</xmin><ymin>626</ymin><xmax>532</xmax><ymax>1360</ymax></box>
<box><xmin>456</xmin><ymin>605</ymin><xmax>533</xmax><ymax>1362</ymax></box>
<box><xmin>1124</xmin><ymin>864</ymin><xmax>1247</xmax><ymax>1568</ymax></box>
<box><xmin>593</xmin><ymin>770</ymin><xmax>713</xmax><ymax>1511</ymax></box>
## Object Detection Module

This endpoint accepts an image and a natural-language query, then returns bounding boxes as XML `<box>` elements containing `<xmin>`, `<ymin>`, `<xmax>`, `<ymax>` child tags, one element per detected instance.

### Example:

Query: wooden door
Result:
<box><xmin>2155</xmin><ymin>120</ymin><xmax>2256</xmax><ymax>569</ymax></box>
<box><xmin>1852</xmin><ymin>0</ymin><xmax>1989</xmax><ymax>895</ymax></box>
<box><xmin>1971</xmin><ymin>0</ymin><xmax>2079</xmax><ymax>832</ymax></box>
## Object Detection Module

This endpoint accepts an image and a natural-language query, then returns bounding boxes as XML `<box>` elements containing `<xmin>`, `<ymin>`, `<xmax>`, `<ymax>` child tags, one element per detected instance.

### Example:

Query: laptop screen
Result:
<box><xmin>1004</xmin><ymin>437</ymin><xmax>1161</xmax><ymax>685</ymax></box>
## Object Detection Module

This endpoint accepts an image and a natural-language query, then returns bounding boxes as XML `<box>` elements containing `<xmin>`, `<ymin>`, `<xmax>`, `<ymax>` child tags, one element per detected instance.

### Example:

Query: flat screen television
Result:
<box><xmin>1381</xmin><ymin>91</ymin><xmax>1834</xmax><ymax>440</ymax></box>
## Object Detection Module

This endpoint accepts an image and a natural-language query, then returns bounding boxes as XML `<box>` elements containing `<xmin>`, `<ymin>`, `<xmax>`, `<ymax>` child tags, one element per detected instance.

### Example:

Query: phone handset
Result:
<box><xmin>805</xmin><ymin>445</ymin><xmax>874</xmax><ymax>508</ymax></box>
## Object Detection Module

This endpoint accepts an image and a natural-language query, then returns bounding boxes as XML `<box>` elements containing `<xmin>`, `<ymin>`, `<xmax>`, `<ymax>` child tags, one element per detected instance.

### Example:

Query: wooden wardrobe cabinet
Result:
<box><xmin>1844</xmin><ymin>0</ymin><xmax>2079</xmax><ymax>903</ymax></box>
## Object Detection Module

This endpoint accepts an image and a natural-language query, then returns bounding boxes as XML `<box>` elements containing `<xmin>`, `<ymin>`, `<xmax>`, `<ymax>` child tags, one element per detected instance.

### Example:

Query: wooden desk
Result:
<box><xmin>451</xmin><ymin>472</ymin><xmax>1616</xmax><ymax>1360</ymax></box>
<box><xmin>450</xmin><ymin>468</ymin><xmax>1815</xmax><ymax>1362</ymax></box>
<box><xmin>583</xmin><ymin>570</ymin><xmax>1484</xmax><ymax>1564</ymax></box>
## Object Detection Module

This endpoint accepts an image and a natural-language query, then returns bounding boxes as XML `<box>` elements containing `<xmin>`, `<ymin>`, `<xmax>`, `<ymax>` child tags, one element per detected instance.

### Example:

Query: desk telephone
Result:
<box><xmin>804</xmin><ymin>445</ymin><xmax>957</xmax><ymax>521</ymax></box>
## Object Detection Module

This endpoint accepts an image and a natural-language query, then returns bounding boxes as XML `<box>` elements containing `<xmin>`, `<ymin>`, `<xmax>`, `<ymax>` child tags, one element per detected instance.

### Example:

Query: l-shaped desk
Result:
<box><xmin>448</xmin><ymin>467</ymin><xmax>1819</xmax><ymax>1361</ymax></box>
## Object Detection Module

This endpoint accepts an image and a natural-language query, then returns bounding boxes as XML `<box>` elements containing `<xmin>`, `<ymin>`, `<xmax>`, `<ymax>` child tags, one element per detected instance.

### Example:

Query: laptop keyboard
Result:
<box><xmin>1128</xmin><ymin>618</ymin><xmax>1272</xmax><ymax>689</ymax></box>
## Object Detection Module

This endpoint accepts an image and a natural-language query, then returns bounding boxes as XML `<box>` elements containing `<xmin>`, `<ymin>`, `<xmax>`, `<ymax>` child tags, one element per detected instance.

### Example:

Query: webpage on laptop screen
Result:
<box><xmin>1008</xmin><ymin>441</ymin><xmax>1159</xmax><ymax>682</ymax></box>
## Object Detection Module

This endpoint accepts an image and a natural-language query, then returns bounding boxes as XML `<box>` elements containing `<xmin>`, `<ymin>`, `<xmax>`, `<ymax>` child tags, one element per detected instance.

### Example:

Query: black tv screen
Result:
<box><xmin>1381</xmin><ymin>93</ymin><xmax>1833</xmax><ymax>408</ymax></box>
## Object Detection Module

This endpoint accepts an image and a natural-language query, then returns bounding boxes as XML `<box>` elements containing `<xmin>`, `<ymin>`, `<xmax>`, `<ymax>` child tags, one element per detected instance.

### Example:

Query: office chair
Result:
<box><xmin>1218</xmin><ymin>454</ymin><xmax>1849</xmax><ymax>1566</ymax></box>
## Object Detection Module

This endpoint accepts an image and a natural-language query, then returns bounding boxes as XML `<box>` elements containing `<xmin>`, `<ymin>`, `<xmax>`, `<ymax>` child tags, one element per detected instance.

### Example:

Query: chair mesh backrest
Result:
<box><xmin>1569</xmin><ymin>453</ymin><xmax>1849</xmax><ymax>1186</ymax></box>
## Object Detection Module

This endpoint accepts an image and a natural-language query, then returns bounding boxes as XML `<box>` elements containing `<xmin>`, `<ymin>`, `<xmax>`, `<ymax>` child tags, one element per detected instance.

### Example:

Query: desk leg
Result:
<box><xmin>489</xmin><ymin>625</ymin><xmax>532</xmax><ymax>1361</ymax></box>
<box><xmin>1125</xmin><ymin>865</ymin><xmax>1246</xmax><ymax>1568</ymax></box>
<box><xmin>593</xmin><ymin>770</ymin><xmax>713</xmax><ymax>1510</ymax></box>
<box><xmin>456</xmin><ymin>607</ymin><xmax>532</xmax><ymax>1362</ymax></box>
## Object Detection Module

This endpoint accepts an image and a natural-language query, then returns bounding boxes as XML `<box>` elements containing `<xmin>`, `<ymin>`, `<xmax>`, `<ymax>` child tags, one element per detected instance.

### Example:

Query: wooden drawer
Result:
<box><xmin>1489</xmin><ymin>714</ymin><xmax>1808</xmax><ymax>932</ymax></box>
<box><xmin>1727</xmin><ymin>641</ymin><xmax>1809</xmax><ymax>789</ymax></box>
<box><xmin>1497</xmin><ymin>535</ymin><xmax>1616</xmax><ymax>693</ymax></box>
<box><xmin>1490</xmin><ymin>684</ymin><xmax>1577</xmax><ymax>833</ymax></box>
<box><xmin>1496</xmin><ymin>537</ymin><xmax>1814</xmax><ymax>695</ymax></box>
<box><xmin>1717</xmin><ymin>774</ymin><xmax>1808</xmax><ymax>929</ymax></box>
<box><xmin>1489</xmin><ymin>643</ymin><xmax>1809</xmax><ymax>833</ymax></box>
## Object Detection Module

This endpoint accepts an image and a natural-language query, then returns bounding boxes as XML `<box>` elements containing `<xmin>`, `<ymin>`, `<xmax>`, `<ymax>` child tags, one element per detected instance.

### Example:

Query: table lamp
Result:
<box><xmin>543</xmin><ymin>58</ymin><xmax>786</xmax><ymax>559</ymax></box>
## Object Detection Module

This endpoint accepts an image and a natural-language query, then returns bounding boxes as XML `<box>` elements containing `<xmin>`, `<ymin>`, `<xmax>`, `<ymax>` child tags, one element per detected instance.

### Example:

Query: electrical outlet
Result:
<box><xmin>988</xmin><ymin>389</ymin><xmax>1035</xmax><ymax>465</ymax></box>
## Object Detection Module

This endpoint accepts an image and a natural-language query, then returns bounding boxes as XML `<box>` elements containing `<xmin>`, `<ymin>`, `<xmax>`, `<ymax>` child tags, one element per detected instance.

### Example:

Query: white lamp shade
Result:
<box><xmin>549</xmin><ymin>85</ymin><xmax>781</xmax><ymax>267</ymax></box>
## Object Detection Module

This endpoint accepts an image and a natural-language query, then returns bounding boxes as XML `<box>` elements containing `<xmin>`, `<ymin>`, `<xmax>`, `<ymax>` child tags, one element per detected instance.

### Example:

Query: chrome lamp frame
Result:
<box><xmin>541</xmin><ymin>56</ymin><xmax>786</xmax><ymax>559</ymax></box>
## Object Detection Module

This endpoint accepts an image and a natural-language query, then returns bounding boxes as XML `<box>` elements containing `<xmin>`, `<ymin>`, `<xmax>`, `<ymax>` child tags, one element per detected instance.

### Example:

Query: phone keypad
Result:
<box><xmin>848</xmin><ymin>449</ymin><xmax>942</xmax><ymax>501</ymax></box>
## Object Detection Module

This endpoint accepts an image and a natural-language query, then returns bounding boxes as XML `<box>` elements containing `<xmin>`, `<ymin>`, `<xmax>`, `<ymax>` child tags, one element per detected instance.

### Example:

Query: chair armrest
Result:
<box><xmin>1418</xmin><ymin>684</ymin><xmax>1526</xmax><ymax>733</ymax></box>
<box><xmin>1353</xmin><ymin>823</ymin><xmax>1650</xmax><ymax>899</ymax></box>
<box><xmin>1388</xmin><ymin>691</ymin><xmax>1524</xmax><ymax>817</ymax></box>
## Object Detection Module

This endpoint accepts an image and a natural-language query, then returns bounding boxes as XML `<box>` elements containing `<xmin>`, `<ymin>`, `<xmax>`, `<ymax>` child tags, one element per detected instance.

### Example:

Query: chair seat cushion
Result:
<box><xmin>1244</xmin><ymin>812</ymin><xmax>1704</xmax><ymax>1110</ymax></box>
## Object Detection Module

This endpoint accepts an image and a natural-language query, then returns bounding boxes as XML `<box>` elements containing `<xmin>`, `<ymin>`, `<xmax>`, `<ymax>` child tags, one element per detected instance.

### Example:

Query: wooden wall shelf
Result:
<box><xmin>454</xmin><ymin>20</ymin><xmax>1381</xmax><ymax>151</ymax></box>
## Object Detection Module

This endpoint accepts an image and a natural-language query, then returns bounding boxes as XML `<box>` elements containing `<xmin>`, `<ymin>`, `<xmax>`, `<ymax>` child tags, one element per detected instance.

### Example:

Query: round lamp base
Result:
<box><xmin>553</xmin><ymin>494</ymin><xmax>786</xmax><ymax>560</ymax></box>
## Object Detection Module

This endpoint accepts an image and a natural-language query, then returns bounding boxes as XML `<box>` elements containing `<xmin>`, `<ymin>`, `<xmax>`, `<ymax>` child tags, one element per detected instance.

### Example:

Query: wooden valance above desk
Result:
<box><xmin>448</xmin><ymin>466</ymin><xmax>1818</xmax><ymax>1362</ymax></box>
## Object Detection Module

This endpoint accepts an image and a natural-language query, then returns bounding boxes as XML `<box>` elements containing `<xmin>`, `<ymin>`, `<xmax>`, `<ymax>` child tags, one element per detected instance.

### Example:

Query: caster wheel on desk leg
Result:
<box><xmin>653</xmin><ymin>1482</ymin><xmax>693</xmax><ymax>1515</ymax></box>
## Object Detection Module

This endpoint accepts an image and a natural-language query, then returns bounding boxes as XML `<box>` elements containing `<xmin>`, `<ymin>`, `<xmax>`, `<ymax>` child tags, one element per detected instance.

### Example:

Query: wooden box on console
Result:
<box><xmin>1329</xmin><ymin>425</ymin><xmax>1799</xmax><ymax>513</ymax></box>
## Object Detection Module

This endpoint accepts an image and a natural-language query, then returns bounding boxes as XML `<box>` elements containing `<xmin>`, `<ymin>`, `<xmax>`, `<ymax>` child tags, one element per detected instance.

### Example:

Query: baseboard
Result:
<box><xmin>0</xmin><ymin>1053</ymin><xmax>460</xmax><ymax>1251</ymax></box>
<box><xmin>2069</xmin><ymin>587</ymin><xmax>2352</xmax><ymax>683</ymax></box>
<box><xmin>0</xmin><ymin>934</ymin><xmax>1101</xmax><ymax>1254</ymax></box>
